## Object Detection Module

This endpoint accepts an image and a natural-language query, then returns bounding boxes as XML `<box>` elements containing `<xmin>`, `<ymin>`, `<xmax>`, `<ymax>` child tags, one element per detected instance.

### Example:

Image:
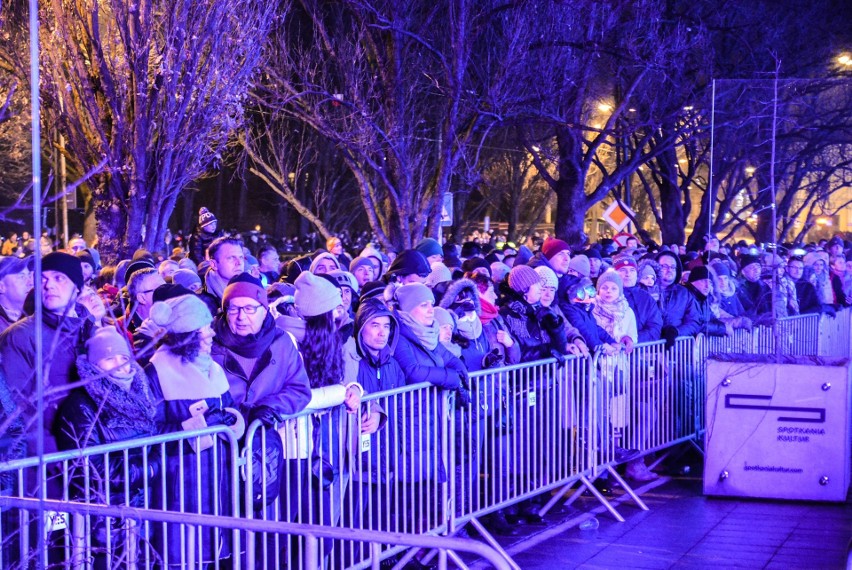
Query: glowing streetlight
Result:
<box><xmin>744</xmin><ymin>166</ymin><xmax>756</xmax><ymax>175</ymax></box>
<box><xmin>597</xmin><ymin>102</ymin><xmax>613</xmax><ymax>113</ymax></box>
<box><xmin>837</xmin><ymin>53</ymin><xmax>852</xmax><ymax>67</ymax></box>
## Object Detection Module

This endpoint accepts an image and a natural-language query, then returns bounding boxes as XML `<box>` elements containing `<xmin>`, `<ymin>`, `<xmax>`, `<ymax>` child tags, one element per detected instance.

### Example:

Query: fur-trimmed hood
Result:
<box><xmin>438</xmin><ymin>278</ymin><xmax>482</xmax><ymax>315</ymax></box>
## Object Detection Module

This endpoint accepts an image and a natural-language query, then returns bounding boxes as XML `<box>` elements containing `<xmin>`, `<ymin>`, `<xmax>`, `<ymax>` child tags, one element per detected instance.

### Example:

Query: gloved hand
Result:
<box><xmin>661</xmin><ymin>325</ymin><xmax>678</xmax><ymax>349</ymax></box>
<box><xmin>455</xmin><ymin>375</ymin><xmax>472</xmax><ymax>408</ymax></box>
<box><xmin>536</xmin><ymin>307</ymin><xmax>561</xmax><ymax>332</ymax></box>
<box><xmin>204</xmin><ymin>408</ymin><xmax>237</xmax><ymax>427</ymax></box>
<box><xmin>249</xmin><ymin>405</ymin><xmax>283</xmax><ymax>427</ymax></box>
<box><xmin>482</xmin><ymin>348</ymin><xmax>504</xmax><ymax>369</ymax></box>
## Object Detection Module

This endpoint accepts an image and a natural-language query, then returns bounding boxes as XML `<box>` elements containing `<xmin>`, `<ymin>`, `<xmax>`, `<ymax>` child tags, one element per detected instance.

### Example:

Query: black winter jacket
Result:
<box><xmin>623</xmin><ymin>286</ymin><xmax>663</xmax><ymax>343</ymax></box>
<box><xmin>685</xmin><ymin>285</ymin><xmax>727</xmax><ymax>337</ymax></box>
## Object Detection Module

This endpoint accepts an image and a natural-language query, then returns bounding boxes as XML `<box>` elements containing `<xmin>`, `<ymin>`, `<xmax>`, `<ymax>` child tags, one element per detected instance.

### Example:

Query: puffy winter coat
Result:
<box><xmin>53</xmin><ymin>357</ymin><xmax>159</xmax><ymax>506</ymax></box>
<box><xmin>211</xmin><ymin>314</ymin><xmax>312</xmax><ymax>419</ymax></box>
<box><xmin>187</xmin><ymin>227</ymin><xmax>221</xmax><ymax>264</ymax></box>
<box><xmin>0</xmin><ymin>308</ymin><xmax>94</xmax><ymax>453</ymax></box>
<box><xmin>498</xmin><ymin>289</ymin><xmax>570</xmax><ymax>362</ymax></box>
<box><xmin>348</xmin><ymin>300</ymin><xmax>406</xmax><ymax>483</ymax></box>
<box><xmin>623</xmin><ymin>286</ymin><xmax>663</xmax><ymax>343</ymax></box>
<box><xmin>737</xmin><ymin>279</ymin><xmax>773</xmax><ymax>320</ymax></box>
<box><xmin>393</xmin><ymin>312</ymin><xmax>466</xmax><ymax>483</ymax></box>
<box><xmin>657</xmin><ymin>284</ymin><xmax>701</xmax><ymax>337</ymax></box>
<box><xmin>562</xmin><ymin>302</ymin><xmax>617</xmax><ymax>350</ymax></box>
<box><xmin>685</xmin><ymin>285</ymin><xmax>727</xmax><ymax>337</ymax></box>
<box><xmin>146</xmin><ymin>348</ymin><xmax>243</xmax><ymax>564</ymax></box>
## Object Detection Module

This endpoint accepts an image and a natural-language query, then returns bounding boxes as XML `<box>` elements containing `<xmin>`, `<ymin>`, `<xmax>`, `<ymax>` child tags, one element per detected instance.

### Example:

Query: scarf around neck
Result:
<box><xmin>78</xmin><ymin>356</ymin><xmax>157</xmax><ymax>434</ymax></box>
<box><xmin>205</xmin><ymin>269</ymin><xmax>228</xmax><ymax>300</ymax></box>
<box><xmin>456</xmin><ymin>314</ymin><xmax>483</xmax><ymax>340</ymax></box>
<box><xmin>397</xmin><ymin>310</ymin><xmax>440</xmax><ymax>351</ymax></box>
<box><xmin>213</xmin><ymin>312</ymin><xmax>277</xmax><ymax>358</ymax></box>
<box><xmin>479</xmin><ymin>298</ymin><xmax>499</xmax><ymax>325</ymax></box>
<box><xmin>592</xmin><ymin>296</ymin><xmax>629</xmax><ymax>339</ymax></box>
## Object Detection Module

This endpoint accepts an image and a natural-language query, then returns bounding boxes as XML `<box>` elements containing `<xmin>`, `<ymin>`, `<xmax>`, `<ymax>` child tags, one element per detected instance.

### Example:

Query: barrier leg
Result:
<box><xmin>605</xmin><ymin>466</ymin><xmax>649</xmax><ymax>512</ymax></box>
<box><xmin>538</xmin><ymin>481</ymin><xmax>574</xmax><ymax>517</ymax></box>
<box><xmin>468</xmin><ymin>517</ymin><xmax>522</xmax><ymax>570</ymax></box>
<box><xmin>576</xmin><ymin>475</ymin><xmax>625</xmax><ymax>522</ymax></box>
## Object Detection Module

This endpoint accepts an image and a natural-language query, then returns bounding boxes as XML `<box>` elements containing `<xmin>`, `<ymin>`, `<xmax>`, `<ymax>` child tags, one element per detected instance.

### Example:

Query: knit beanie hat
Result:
<box><xmin>415</xmin><ymin>238</ymin><xmax>444</xmax><ymax>259</ymax></box>
<box><xmin>85</xmin><ymin>326</ymin><xmax>131</xmax><ymax>365</ymax></box>
<box><xmin>710</xmin><ymin>261</ymin><xmax>731</xmax><ymax>277</ymax></box>
<box><xmin>433</xmin><ymin>306</ymin><xmax>456</xmax><ymax>330</ymax></box>
<box><xmin>388</xmin><ymin>249</ymin><xmax>430</xmax><ymax>278</ymax></box>
<box><xmin>42</xmin><ymin>252</ymin><xmax>84</xmax><ymax>290</ymax></box>
<box><xmin>462</xmin><ymin>257</ymin><xmax>490</xmax><ymax>275</ymax></box>
<box><xmin>460</xmin><ymin>242</ymin><xmax>481</xmax><ymax>258</ymax></box>
<box><xmin>152</xmin><ymin>283</ymin><xmax>195</xmax><ymax>303</ymax></box>
<box><xmin>177</xmin><ymin>257</ymin><xmax>198</xmax><ymax>273</ymax></box>
<box><xmin>739</xmin><ymin>254</ymin><xmax>761</xmax><ymax>270</ymax></box>
<box><xmin>151</xmin><ymin>294</ymin><xmax>213</xmax><ymax>333</ymax></box>
<box><xmin>508</xmin><ymin>265</ymin><xmax>540</xmax><ymax>294</ymax></box>
<box><xmin>172</xmin><ymin>268</ymin><xmax>202</xmax><ymax>291</ymax></box>
<box><xmin>198</xmin><ymin>207</ymin><xmax>217</xmax><ymax>229</ymax></box>
<box><xmin>349</xmin><ymin>256</ymin><xmax>374</xmax><ymax>276</ymax></box>
<box><xmin>360</xmin><ymin>280</ymin><xmax>388</xmax><ymax>303</ymax></box>
<box><xmin>612</xmin><ymin>254</ymin><xmax>638</xmax><ymax>271</ymax></box>
<box><xmin>534</xmin><ymin>265</ymin><xmax>559</xmax><ymax>289</ymax></box>
<box><xmin>568</xmin><ymin>255</ymin><xmax>591</xmax><ymax>278</ymax></box>
<box><xmin>541</xmin><ymin>237</ymin><xmax>570</xmax><ymax>260</ymax></box>
<box><xmin>222</xmin><ymin>273</ymin><xmax>268</xmax><ymax>309</ymax></box>
<box><xmin>124</xmin><ymin>259</ymin><xmax>155</xmax><ymax>285</ymax></box>
<box><xmin>328</xmin><ymin>270</ymin><xmax>360</xmax><ymax>294</ymax></box>
<box><xmin>85</xmin><ymin>248</ymin><xmax>101</xmax><ymax>271</ymax></box>
<box><xmin>425</xmin><ymin>262</ymin><xmax>453</xmax><ymax>288</ymax></box>
<box><xmin>596</xmin><ymin>269</ymin><xmax>623</xmax><ymax>297</ymax></box>
<box><xmin>639</xmin><ymin>263</ymin><xmax>657</xmax><ymax>281</ymax></box>
<box><xmin>114</xmin><ymin>259</ymin><xmax>132</xmax><ymax>288</ymax></box>
<box><xmin>395</xmin><ymin>283</ymin><xmax>435</xmax><ymax>313</ymax></box>
<box><xmin>294</xmin><ymin>271</ymin><xmax>342</xmax><ymax>317</ymax></box>
<box><xmin>688</xmin><ymin>266</ymin><xmax>710</xmax><ymax>283</ymax></box>
<box><xmin>309</xmin><ymin>252</ymin><xmax>341</xmax><ymax>274</ymax></box>
<box><xmin>326</xmin><ymin>236</ymin><xmax>342</xmax><ymax>251</ymax></box>
<box><xmin>490</xmin><ymin>262</ymin><xmax>511</xmax><ymax>285</ymax></box>
<box><xmin>75</xmin><ymin>250</ymin><xmax>95</xmax><ymax>270</ymax></box>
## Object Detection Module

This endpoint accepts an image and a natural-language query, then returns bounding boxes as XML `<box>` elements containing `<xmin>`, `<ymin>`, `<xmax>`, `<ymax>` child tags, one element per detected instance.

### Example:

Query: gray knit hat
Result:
<box><xmin>568</xmin><ymin>254</ymin><xmax>591</xmax><ymax>278</ymax></box>
<box><xmin>395</xmin><ymin>283</ymin><xmax>435</xmax><ymax>313</ymax></box>
<box><xmin>425</xmin><ymin>262</ymin><xmax>452</xmax><ymax>288</ymax></box>
<box><xmin>294</xmin><ymin>271</ymin><xmax>342</xmax><ymax>317</ymax></box>
<box><xmin>172</xmin><ymin>268</ymin><xmax>202</xmax><ymax>291</ymax></box>
<box><xmin>151</xmin><ymin>294</ymin><xmax>213</xmax><ymax>333</ymax></box>
<box><xmin>596</xmin><ymin>269</ymin><xmax>624</xmax><ymax>297</ymax></box>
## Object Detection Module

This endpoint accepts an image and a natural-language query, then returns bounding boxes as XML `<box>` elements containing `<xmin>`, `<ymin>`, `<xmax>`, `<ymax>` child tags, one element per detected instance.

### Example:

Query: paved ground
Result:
<box><xmin>466</xmin><ymin>474</ymin><xmax>852</xmax><ymax>569</ymax></box>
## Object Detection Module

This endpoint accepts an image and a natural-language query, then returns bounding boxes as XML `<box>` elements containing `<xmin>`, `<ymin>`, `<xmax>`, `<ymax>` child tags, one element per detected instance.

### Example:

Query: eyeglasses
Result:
<box><xmin>659</xmin><ymin>264</ymin><xmax>677</xmax><ymax>271</ymax></box>
<box><xmin>227</xmin><ymin>304</ymin><xmax>264</xmax><ymax>316</ymax></box>
<box><xmin>572</xmin><ymin>285</ymin><xmax>597</xmax><ymax>301</ymax></box>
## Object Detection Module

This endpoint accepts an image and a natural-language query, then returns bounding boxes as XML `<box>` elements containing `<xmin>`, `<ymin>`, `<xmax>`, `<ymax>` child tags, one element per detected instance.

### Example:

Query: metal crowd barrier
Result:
<box><xmin>3</xmin><ymin>309</ymin><xmax>849</xmax><ymax>569</ymax></box>
<box><xmin>0</xmin><ymin>497</ymin><xmax>513</xmax><ymax>570</ymax></box>
<box><xmin>0</xmin><ymin>425</ymin><xmax>240</xmax><ymax>569</ymax></box>
<box><xmin>242</xmin><ymin>382</ymin><xmax>451</xmax><ymax>569</ymax></box>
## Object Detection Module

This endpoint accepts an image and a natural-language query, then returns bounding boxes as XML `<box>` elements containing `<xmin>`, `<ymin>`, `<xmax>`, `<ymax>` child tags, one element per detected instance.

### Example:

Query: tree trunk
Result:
<box><xmin>552</xmin><ymin>127</ymin><xmax>587</xmax><ymax>248</ymax></box>
<box><xmin>92</xmin><ymin>182</ymin><xmax>129</xmax><ymax>263</ymax></box>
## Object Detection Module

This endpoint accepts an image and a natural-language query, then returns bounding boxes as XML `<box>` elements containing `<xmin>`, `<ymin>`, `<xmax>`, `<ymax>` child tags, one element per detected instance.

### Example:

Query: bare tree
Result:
<box><xmin>24</xmin><ymin>0</ymin><xmax>274</xmax><ymax>261</ymax></box>
<box><xmin>490</xmin><ymin>0</ymin><xmax>712</xmax><ymax>247</ymax></box>
<box><xmin>253</xmin><ymin>0</ymin><xmax>510</xmax><ymax>251</ymax></box>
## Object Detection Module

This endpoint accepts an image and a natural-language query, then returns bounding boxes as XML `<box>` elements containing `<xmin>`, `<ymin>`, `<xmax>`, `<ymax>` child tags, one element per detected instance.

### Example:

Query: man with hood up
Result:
<box><xmin>655</xmin><ymin>250</ymin><xmax>700</xmax><ymax>347</ymax></box>
<box><xmin>342</xmin><ymin>298</ymin><xmax>405</xmax><ymax>537</ymax></box>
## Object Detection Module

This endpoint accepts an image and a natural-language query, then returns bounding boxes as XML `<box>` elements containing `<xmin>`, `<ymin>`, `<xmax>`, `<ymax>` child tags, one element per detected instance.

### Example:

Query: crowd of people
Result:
<box><xmin>1</xmin><ymin>205</ymin><xmax>851</xmax><ymax>565</ymax></box>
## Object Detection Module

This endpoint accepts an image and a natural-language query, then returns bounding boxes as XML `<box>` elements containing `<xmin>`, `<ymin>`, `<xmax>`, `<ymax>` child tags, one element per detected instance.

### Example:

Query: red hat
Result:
<box><xmin>612</xmin><ymin>255</ymin><xmax>638</xmax><ymax>271</ymax></box>
<box><xmin>541</xmin><ymin>238</ymin><xmax>570</xmax><ymax>260</ymax></box>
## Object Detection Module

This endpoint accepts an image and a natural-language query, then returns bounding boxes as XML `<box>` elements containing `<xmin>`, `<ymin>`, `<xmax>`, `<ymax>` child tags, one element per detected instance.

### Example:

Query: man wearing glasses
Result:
<box><xmin>654</xmin><ymin>250</ymin><xmax>700</xmax><ymax>347</ymax></box>
<box><xmin>126</xmin><ymin>267</ymin><xmax>167</xmax><ymax>333</ymax></box>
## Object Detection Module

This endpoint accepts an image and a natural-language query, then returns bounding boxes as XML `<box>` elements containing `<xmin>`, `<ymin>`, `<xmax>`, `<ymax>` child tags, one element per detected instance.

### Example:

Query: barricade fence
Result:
<box><xmin>1</xmin><ymin>309</ymin><xmax>848</xmax><ymax>568</ymax></box>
